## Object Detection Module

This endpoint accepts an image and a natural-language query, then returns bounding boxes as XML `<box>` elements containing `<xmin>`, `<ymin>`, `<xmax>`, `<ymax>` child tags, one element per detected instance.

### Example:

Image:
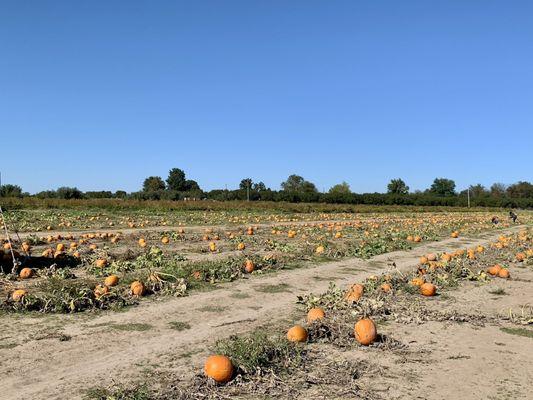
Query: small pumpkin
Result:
<box><xmin>12</xmin><ymin>289</ymin><xmax>27</xmax><ymax>302</ymax></box>
<box><xmin>487</xmin><ymin>264</ymin><xmax>502</xmax><ymax>276</ymax></box>
<box><xmin>204</xmin><ymin>355</ymin><xmax>234</xmax><ymax>383</ymax></box>
<box><xmin>354</xmin><ymin>318</ymin><xmax>377</xmax><ymax>345</ymax></box>
<box><xmin>96</xmin><ymin>258</ymin><xmax>108</xmax><ymax>268</ymax></box>
<box><xmin>307</xmin><ymin>307</ymin><xmax>325</xmax><ymax>323</ymax></box>
<box><xmin>381</xmin><ymin>283</ymin><xmax>392</xmax><ymax>293</ymax></box>
<box><xmin>411</xmin><ymin>277</ymin><xmax>425</xmax><ymax>287</ymax></box>
<box><xmin>94</xmin><ymin>284</ymin><xmax>109</xmax><ymax>298</ymax></box>
<box><xmin>498</xmin><ymin>268</ymin><xmax>510</xmax><ymax>279</ymax></box>
<box><xmin>420</xmin><ymin>283</ymin><xmax>436</xmax><ymax>296</ymax></box>
<box><xmin>345</xmin><ymin>283</ymin><xmax>364</xmax><ymax>302</ymax></box>
<box><xmin>104</xmin><ymin>275</ymin><xmax>119</xmax><ymax>287</ymax></box>
<box><xmin>161</xmin><ymin>236</ymin><xmax>170</xmax><ymax>244</ymax></box>
<box><xmin>244</xmin><ymin>259</ymin><xmax>254</xmax><ymax>273</ymax></box>
<box><xmin>130</xmin><ymin>281</ymin><xmax>145</xmax><ymax>296</ymax></box>
<box><xmin>19</xmin><ymin>267</ymin><xmax>33</xmax><ymax>279</ymax></box>
<box><xmin>287</xmin><ymin>325</ymin><xmax>308</xmax><ymax>342</ymax></box>
<box><xmin>237</xmin><ymin>242</ymin><xmax>246</xmax><ymax>251</ymax></box>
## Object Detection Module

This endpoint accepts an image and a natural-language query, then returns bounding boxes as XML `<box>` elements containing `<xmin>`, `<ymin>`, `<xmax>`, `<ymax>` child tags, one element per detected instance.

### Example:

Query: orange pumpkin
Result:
<box><xmin>204</xmin><ymin>355</ymin><xmax>234</xmax><ymax>383</ymax></box>
<box><xmin>244</xmin><ymin>259</ymin><xmax>254</xmax><ymax>273</ymax></box>
<box><xmin>487</xmin><ymin>264</ymin><xmax>502</xmax><ymax>276</ymax></box>
<box><xmin>94</xmin><ymin>285</ymin><xmax>109</xmax><ymax>298</ymax></box>
<box><xmin>381</xmin><ymin>283</ymin><xmax>392</xmax><ymax>293</ymax></box>
<box><xmin>307</xmin><ymin>307</ymin><xmax>326</xmax><ymax>323</ymax></box>
<box><xmin>12</xmin><ymin>289</ymin><xmax>27</xmax><ymax>302</ymax></box>
<box><xmin>130</xmin><ymin>281</ymin><xmax>145</xmax><ymax>296</ymax></box>
<box><xmin>411</xmin><ymin>277</ymin><xmax>425</xmax><ymax>287</ymax></box>
<box><xmin>96</xmin><ymin>259</ymin><xmax>108</xmax><ymax>268</ymax></box>
<box><xmin>420</xmin><ymin>283</ymin><xmax>436</xmax><ymax>296</ymax></box>
<box><xmin>498</xmin><ymin>268</ymin><xmax>510</xmax><ymax>279</ymax></box>
<box><xmin>515</xmin><ymin>253</ymin><xmax>525</xmax><ymax>262</ymax></box>
<box><xmin>161</xmin><ymin>236</ymin><xmax>170</xmax><ymax>244</ymax></box>
<box><xmin>104</xmin><ymin>275</ymin><xmax>119</xmax><ymax>287</ymax></box>
<box><xmin>237</xmin><ymin>242</ymin><xmax>246</xmax><ymax>251</ymax></box>
<box><xmin>19</xmin><ymin>267</ymin><xmax>33</xmax><ymax>279</ymax></box>
<box><xmin>354</xmin><ymin>318</ymin><xmax>377</xmax><ymax>345</ymax></box>
<box><xmin>345</xmin><ymin>283</ymin><xmax>364</xmax><ymax>302</ymax></box>
<box><xmin>287</xmin><ymin>325</ymin><xmax>308</xmax><ymax>342</ymax></box>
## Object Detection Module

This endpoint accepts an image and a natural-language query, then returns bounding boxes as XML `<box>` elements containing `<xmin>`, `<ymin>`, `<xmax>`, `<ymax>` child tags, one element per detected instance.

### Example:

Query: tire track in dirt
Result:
<box><xmin>0</xmin><ymin>226</ymin><xmax>526</xmax><ymax>399</ymax></box>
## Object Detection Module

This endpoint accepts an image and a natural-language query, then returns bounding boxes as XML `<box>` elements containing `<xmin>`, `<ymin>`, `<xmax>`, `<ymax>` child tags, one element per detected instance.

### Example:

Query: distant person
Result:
<box><xmin>491</xmin><ymin>216</ymin><xmax>499</xmax><ymax>225</ymax></box>
<box><xmin>509</xmin><ymin>210</ymin><xmax>518</xmax><ymax>223</ymax></box>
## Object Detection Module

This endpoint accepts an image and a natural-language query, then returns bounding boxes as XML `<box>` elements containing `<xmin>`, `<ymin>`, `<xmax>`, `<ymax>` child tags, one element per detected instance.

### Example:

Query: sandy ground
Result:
<box><xmin>0</xmin><ymin>225</ymin><xmax>530</xmax><ymax>399</ymax></box>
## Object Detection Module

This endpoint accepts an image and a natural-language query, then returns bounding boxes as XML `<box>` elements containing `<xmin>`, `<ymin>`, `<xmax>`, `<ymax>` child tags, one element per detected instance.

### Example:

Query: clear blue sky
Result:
<box><xmin>1</xmin><ymin>1</ymin><xmax>532</xmax><ymax>194</ymax></box>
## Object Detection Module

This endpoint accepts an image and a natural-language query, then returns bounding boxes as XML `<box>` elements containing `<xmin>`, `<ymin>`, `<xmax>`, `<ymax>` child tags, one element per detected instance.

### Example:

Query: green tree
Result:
<box><xmin>56</xmin><ymin>187</ymin><xmax>84</xmax><ymax>199</ymax></box>
<box><xmin>143</xmin><ymin>176</ymin><xmax>166</xmax><ymax>192</ymax></box>
<box><xmin>281</xmin><ymin>175</ymin><xmax>317</xmax><ymax>193</ymax></box>
<box><xmin>166</xmin><ymin>168</ymin><xmax>186</xmax><ymax>191</ymax></box>
<box><xmin>506</xmin><ymin>181</ymin><xmax>533</xmax><ymax>198</ymax></box>
<box><xmin>490</xmin><ymin>183</ymin><xmax>507</xmax><ymax>197</ymax></box>
<box><xmin>468</xmin><ymin>184</ymin><xmax>488</xmax><ymax>197</ymax></box>
<box><xmin>387</xmin><ymin>178</ymin><xmax>409</xmax><ymax>195</ymax></box>
<box><xmin>0</xmin><ymin>184</ymin><xmax>23</xmax><ymax>197</ymax></box>
<box><xmin>239</xmin><ymin>178</ymin><xmax>253</xmax><ymax>190</ymax></box>
<box><xmin>428</xmin><ymin>178</ymin><xmax>456</xmax><ymax>197</ymax></box>
<box><xmin>328</xmin><ymin>182</ymin><xmax>351</xmax><ymax>195</ymax></box>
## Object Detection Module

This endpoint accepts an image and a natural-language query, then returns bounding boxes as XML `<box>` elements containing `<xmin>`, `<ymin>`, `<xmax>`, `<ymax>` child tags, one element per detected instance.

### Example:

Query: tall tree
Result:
<box><xmin>281</xmin><ymin>175</ymin><xmax>317</xmax><ymax>193</ymax></box>
<box><xmin>428</xmin><ymin>178</ymin><xmax>456</xmax><ymax>196</ymax></box>
<box><xmin>328</xmin><ymin>182</ymin><xmax>351</xmax><ymax>195</ymax></box>
<box><xmin>239</xmin><ymin>178</ymin><xmax>253</xmax><ymax>190</ymax></box>
<box><xmin>143</xmin><ymin>176</ymin><xmax>166</xmax><ymax>192</ymax></box>
<box><xmin>166</xmin><ymin>168</ymin><xmax>186</xmax><ymax>191</ymax></box>
<box><xmin>387</xmin><ymin>178</ymin><xmax>409</xmax><ymax>195</ymax></box>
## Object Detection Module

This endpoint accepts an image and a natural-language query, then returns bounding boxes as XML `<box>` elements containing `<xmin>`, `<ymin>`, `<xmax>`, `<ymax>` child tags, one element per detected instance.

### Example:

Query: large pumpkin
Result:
<box><xmin>354</xmin><ymin>318</ymin><xmax>377</xmax><ymax>345</ymax></box>
<box><xmin>204</xmin><ymin>355</ymin><xmax>234</xmax><ymax>383</ymax></box>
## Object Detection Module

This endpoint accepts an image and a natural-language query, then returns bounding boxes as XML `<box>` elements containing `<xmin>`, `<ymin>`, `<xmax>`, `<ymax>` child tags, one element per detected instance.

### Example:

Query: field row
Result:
<box><xmin>1</xmin><ymin>212</ymin><xmax>523</xmax><ymax>314</ymax></box>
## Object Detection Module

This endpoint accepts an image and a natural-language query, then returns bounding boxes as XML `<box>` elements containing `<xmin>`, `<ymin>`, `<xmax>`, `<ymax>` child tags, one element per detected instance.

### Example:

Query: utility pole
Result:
<box><xmin>467</xmin><ymin>188</ymin><xmax>470</xmax><ymax>208</ymax></box>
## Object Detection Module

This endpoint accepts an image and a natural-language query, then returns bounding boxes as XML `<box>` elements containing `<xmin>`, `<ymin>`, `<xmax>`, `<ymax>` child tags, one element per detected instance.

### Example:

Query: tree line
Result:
<box><xmin>1</xmin><ymin>168</ymin><xmax>532</xmax><ymax>208</ymax></box>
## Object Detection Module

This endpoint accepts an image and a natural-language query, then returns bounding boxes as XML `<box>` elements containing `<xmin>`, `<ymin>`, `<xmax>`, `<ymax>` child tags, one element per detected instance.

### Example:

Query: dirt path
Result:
<box><xmin>0</xmin><ymin>226</ymin><xmax>525</xmax><ymax>399</ymax></box>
